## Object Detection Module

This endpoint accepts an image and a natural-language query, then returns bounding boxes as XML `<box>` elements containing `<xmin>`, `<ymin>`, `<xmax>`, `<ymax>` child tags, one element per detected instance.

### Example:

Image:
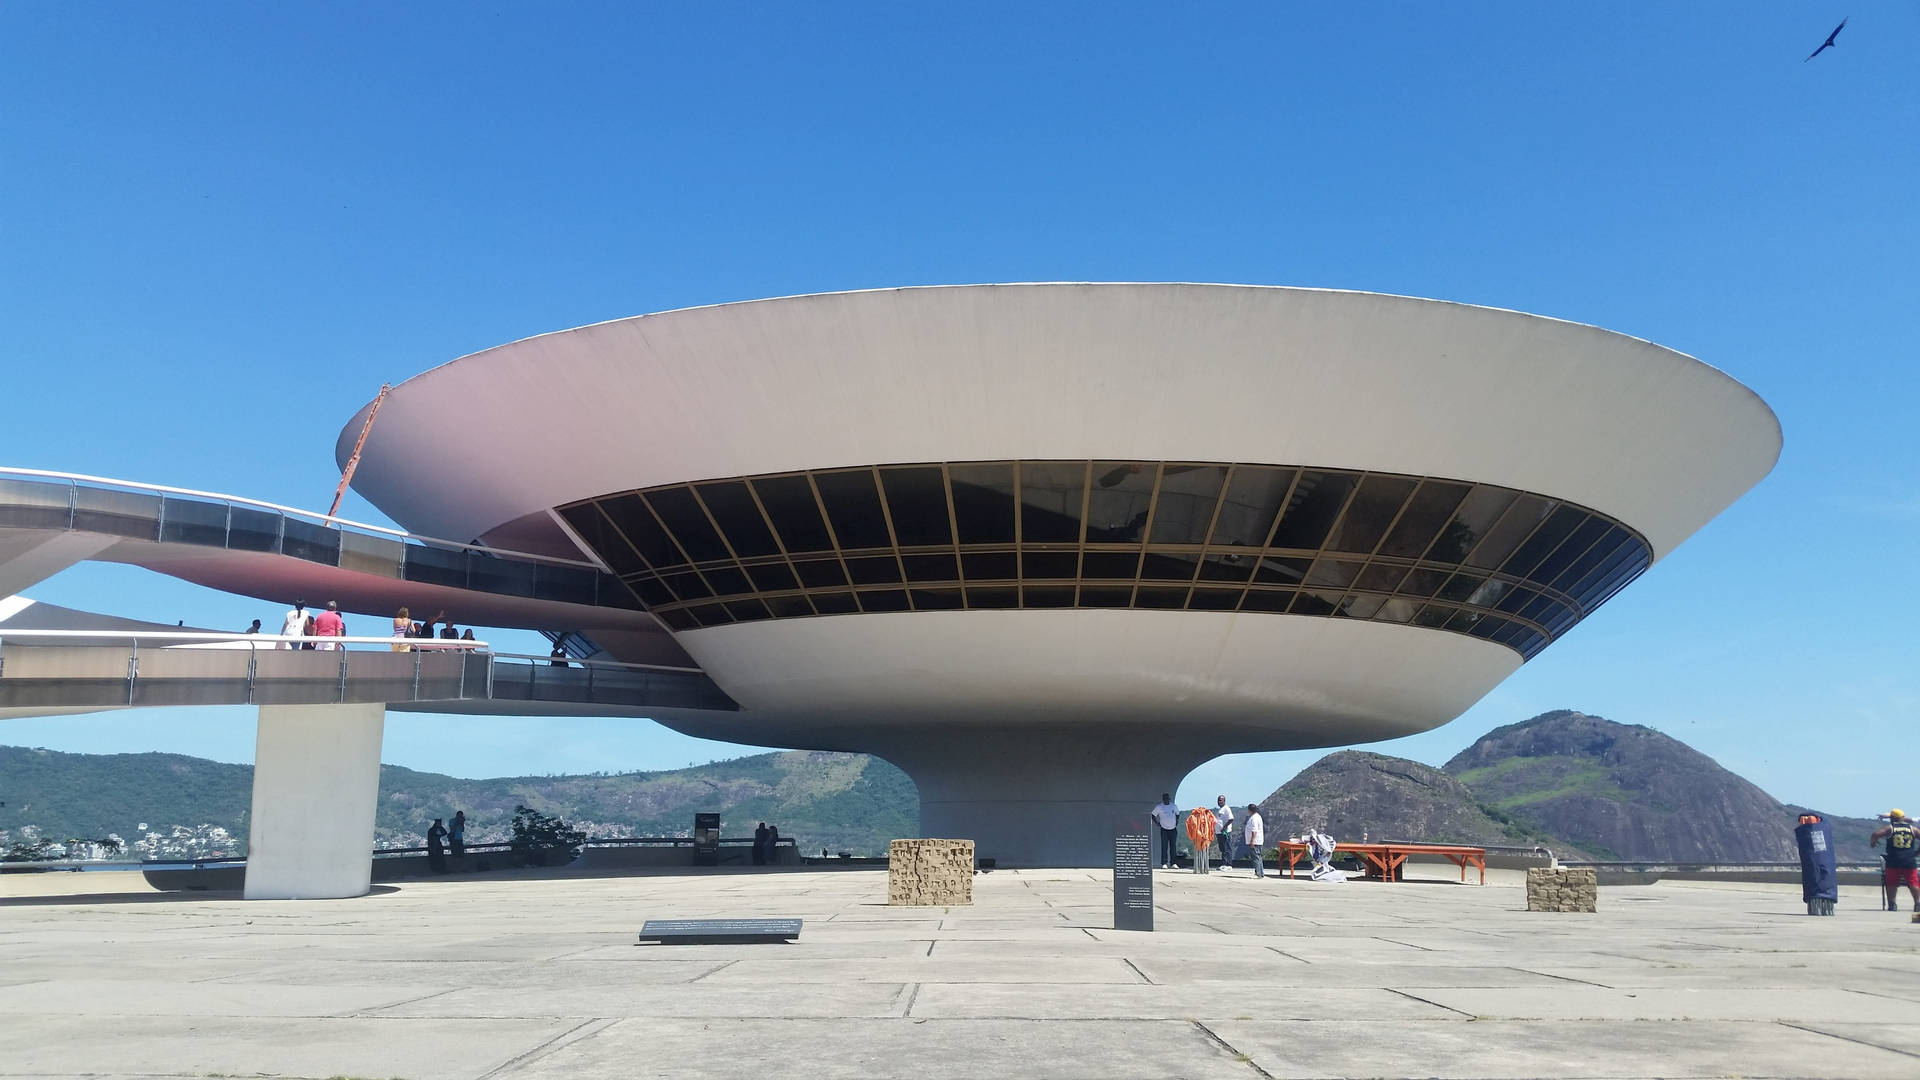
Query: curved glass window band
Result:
<box><xmin>556</xmin><ymin>461</ymin><xmax>1652</xmax><ymax>661</ymax></box>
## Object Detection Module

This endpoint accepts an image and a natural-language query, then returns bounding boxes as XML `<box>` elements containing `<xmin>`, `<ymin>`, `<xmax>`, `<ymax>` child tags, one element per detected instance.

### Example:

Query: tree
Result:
<box><xmin>509</xmin><ymin>804</ymin><xmax>586</xmax><ymax>866</ymax></box>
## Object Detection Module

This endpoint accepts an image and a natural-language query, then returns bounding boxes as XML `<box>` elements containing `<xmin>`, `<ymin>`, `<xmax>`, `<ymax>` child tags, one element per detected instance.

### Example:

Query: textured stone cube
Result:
<box><xmin>888</xmin><ymin>838</ymin><xmax>975</xmax><ymax>906</ymax></box>
<box><xmin>1526</xmin><ymin>867</ymin><xmax>1597</xmax><ymax>913</ymax></box>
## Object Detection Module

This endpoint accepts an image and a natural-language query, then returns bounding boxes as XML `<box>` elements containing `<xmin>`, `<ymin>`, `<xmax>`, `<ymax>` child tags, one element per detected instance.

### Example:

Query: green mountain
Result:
<box><xmin>0</xmin><ymin>745</ymin><xmax>917</xmax><ymax>858</ymax></box>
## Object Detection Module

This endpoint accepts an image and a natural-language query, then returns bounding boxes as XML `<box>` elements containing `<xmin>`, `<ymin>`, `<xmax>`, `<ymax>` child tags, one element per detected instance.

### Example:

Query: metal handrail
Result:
<box><xmin>0</xmin><ymin>465</ymin><xmax>600</xmax><ymax>571</ymax></box>
<box><xmin>0</xmin><ymin>631</ymin><xmax>702</xmax><ymax>674</ymax></box>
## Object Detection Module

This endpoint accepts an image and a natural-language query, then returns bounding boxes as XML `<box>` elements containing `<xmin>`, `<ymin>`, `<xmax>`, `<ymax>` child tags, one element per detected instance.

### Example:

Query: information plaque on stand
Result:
<box><xmin>1112</xmin><ymin>814</ymin><xmax>1154</xmax><ymax>932</ymax></box>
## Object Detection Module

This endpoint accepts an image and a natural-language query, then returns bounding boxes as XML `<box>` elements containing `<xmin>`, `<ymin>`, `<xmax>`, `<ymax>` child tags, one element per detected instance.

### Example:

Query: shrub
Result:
<box><xmin>509</xmin><ymin>804</ymin><xmax>586</xmax><ymax>866</ymax></box>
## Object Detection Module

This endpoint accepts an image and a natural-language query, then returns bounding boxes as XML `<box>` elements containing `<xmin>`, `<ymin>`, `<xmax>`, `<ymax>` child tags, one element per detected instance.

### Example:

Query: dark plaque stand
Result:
<box><xmin>637</xmin><ymin>918</ymin><xmax>802</xmax><ymax>945</ymax></box>
<box><xmin>1112</xmin><ymin>814</ymin><xmax>1154</xmax><ymax>932</ymax></box>
<box><xmin>692</xmin><ymin>811</ymin><xmax>720</xmax><ymax>866</ymax></box>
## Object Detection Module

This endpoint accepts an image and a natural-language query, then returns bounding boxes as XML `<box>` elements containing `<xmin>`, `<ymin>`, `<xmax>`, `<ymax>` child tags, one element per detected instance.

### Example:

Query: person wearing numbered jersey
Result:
<box><xmin>1870</xmin><ymin>809</ymin><xmax>1920</xmax><ymax>912</ymax></box>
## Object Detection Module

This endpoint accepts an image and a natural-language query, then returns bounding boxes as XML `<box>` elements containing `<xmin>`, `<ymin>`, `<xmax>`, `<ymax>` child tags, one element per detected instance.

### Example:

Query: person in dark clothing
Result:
<box><xmin>426</xmin><ymin>818</ymin><xmax>449</xmax><ymax>874</ymax></box>
<box><xmin>765</xmin><ymin>824</ymin><xmax>780</xmax><ymax>866</ymax></box>
<box><xmin>1870</xmin><ymin>809</ymin><xmax>1920</xmax><ymax>911</ymax></box>
<box><xmin>549</xmin><ymin>644</ymin><xmax>568</xmax><ymax>667</ymax></box>
<box><xmin>752</xmin><ymin>822</ymin><xmax>769</xmax><ymax>865</ymax></box>
<box><xmin>449</xmin><ymin>810</ymin><xmax>466</xmax><ymax>858</ymax></box>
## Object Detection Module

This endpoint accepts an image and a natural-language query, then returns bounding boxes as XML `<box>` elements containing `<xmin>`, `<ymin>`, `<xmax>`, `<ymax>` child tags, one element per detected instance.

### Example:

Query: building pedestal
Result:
<box><xmin>243</xmin><ymin>703</ymin><xmax>385</xmax><ymax>900</ymax></box>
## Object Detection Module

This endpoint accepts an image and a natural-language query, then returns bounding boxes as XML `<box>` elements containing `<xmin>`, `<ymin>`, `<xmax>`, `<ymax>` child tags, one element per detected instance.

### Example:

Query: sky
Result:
<box><xmin>2</xmin><ymin>6</ymin><xmax>1916</xmax><ymax>818</ymax></box>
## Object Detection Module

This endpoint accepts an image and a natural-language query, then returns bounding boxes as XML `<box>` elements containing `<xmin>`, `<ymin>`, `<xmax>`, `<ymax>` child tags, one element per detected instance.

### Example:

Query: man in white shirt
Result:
<box><xmin>1150</xmin><ymin>794</ymin><xmax>1179</xmax><ymax>869</ymax></box>
<box><xmin>1243</xmin><ymin>803</ymin><xmax>1266</xmax><ymax>879</ymax></box>
<box><xmin>1213</xmin><ymin>795</ymin><xmax>1234</xmax><ymax>871</ymax></box>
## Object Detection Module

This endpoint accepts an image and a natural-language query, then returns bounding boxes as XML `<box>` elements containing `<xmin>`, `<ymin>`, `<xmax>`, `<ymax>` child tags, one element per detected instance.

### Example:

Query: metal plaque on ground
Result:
<box><xmin>1112</xmin><ymin>814</ymin><xmax>1154</xmax><ymax>932</ymax></box>
<box><xmin>637</xmin><ymin>918</ymin><xmax>802</xmax><ymax>945</ymax></box>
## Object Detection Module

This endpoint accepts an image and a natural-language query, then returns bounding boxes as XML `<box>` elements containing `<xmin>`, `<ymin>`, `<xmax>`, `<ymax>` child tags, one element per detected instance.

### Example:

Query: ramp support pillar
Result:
<box><xmin>243</xmin><ymin>702</ymin><xmax>385</xmax><ymax>900</ymax></box>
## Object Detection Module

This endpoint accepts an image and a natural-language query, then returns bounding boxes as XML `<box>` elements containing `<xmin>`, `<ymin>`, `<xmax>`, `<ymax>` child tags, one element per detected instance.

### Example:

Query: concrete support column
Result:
<box><xmin>870</xmin><ymin>727</ymin><xmax>1217</xmax><ymax>868</ymax></box>
<box><xmin>244</xmin><ymin>702</ymin><xmax>385</xmax><ymax>900</ymax></box>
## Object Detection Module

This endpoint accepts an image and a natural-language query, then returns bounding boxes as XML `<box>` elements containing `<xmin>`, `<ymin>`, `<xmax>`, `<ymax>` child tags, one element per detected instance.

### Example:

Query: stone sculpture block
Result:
<box><xmin>888</xmin><ymin>838</ymin><xmax>975</xmax><ymax>906</ymax></box>
<box><xmin>1526</xmin><ymin>866</ymin><xmax>1598</xmax><ymax>912</ymax></box>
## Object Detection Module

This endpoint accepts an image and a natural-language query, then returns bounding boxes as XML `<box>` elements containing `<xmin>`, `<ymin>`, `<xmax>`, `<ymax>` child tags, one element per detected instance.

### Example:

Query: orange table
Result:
<box><xmin>1271</xmin><ymin>841</ymin><xmax>1485</xmax><ymax>885</ymax></box>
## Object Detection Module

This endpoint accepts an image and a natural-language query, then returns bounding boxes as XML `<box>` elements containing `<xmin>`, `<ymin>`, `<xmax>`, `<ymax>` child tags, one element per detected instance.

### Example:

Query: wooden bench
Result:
<box><xmin>1271</xmin><ymin>840</ymin><xmax>1486</xmax><ymax>884</ymax></box>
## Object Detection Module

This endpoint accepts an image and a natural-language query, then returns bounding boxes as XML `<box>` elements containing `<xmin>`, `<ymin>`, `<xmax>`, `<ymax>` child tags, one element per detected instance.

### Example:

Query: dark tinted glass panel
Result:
<box><xmin>1548</xmin><ymin>525</ymin><xmax>1627</xmax><ymax>593</ymax></box>
<box><xmin>659</xmin><ymin>571</ymin><xmax>712</xmax><ymax>600</ymax></box>
<box><xmin>1494</xmin><ymin>586</ymin><xmax>1538</xmax><ymax>615</ymax></box>
<box><xmin>1437</xmin><ymin>573</ymin><xmax>1486</xmax><ymax>603</ymax></box>
<box><xmin>1078</xmin><ymin>585</ymin><xmax>1133</xmax><ymax>607</ymax></box>
<box><xmin>598</xmin><ymin>494</ymin><xmax>683</xmax><ymax>568</ymax></box>
<box><xmin>727</xmin><ymin>598</ymin><xmax>772</xmax><ymax>622</ymax></box>
<box><xmin>689</xmin><ymin>602</ymin><xmax>733</xmax><ymax>626</ymax></box>
<box><xmin>0</xmin><ymin>478</ymin><xmax>72</xmax><ymax>529</ymax></box>
<box><xmin>845</xmin><ymin>555</ymin><xmax>902</xmax><ymax>585</ymax></box>
<box><xmin>910</xmin><ymin>588</ymin><xmax>963</xmax><ymax>610</ymax></box>
<box><xmin>1082</xmin><ymin>551</ymin><xmax>1140</xmax><ymax>579</ymax></box>
<box><xmin>1209</xmin><ymin>466</ymin><xmax>1295</xmax><ymax>547</ymax></box>
<box><xmin>559</xmin><ymin>504</ymin><xmax>649</xmax><ymax>576</ymax></box>
<box><xmin>961</xmin><ymin>552</ymin><xmax>1018</xmax><ymax>580</ymax></box>
<box><xmin>1379</xmin><ymin>481</ymin><xmax>1470</xmax><ymax>558</ymax></box>
<box><xmin>632</xmin><ymin>578</ymin><xmax>674</xmax><ymax>607</ymax></box>
<box><xmin>902</xmin><ymin>553</ymin><xmax>958</xmax><ymax>582</ymax></box>
<box><xmin>1270</xmin><ymin>472</ymin><xmax>1356</xmax><ymax>550</ymax></box>
<box><xmin>1500</xmin><ymin>505</ymin><xmax>1585</xmax><ymax>579</ymax></box>
<box><xmin>1305</xmin><ymin>558</ymin><xmax>1362</xmax><ymax>588</ymax></box>
<box><xmin>702</xmin><ymin>567</ymin><xmax>751</xmax><ymax>597</ymax></box>
<box><xmin>72</xmin><ymin>488</ymin><xmax>160</xmax><ymax>540</ymax></box>
<box><xmin>815</xmin><ymin>470</ymin><xmax>892</xmax><ymax>549</ymax></box>
<box><xmin>1022</xmin><ymin>585</ymin><xmax>1076</xmax><ymax>608</ymax></box>
<box><xmin>1400</xmin><ymin>567</ymin><xmax>1450</xmax><ymax>597</ymax></box>
<box><xmin>646</xmin><ymin>488</ymin><xmax>730</xmax><ymax>564</ymax></box>
<box><xmin>1022</xmin><ymin>551</ymin><xmax>1078</xmax><ymax>578</ymax></box>
<box><xmin>1343</xmin><ymin>594</ymin><xmax>1387</xmax><ymax>619</ymax></box>
<box><xmin>1020</xmin><ymin>462</ymin><xmax>1085</xmax><ymax>543</ymax></box>
<box><xmin>1190</xmin><ymin>588</ymin><xmax>1242</xmax><ymax>611</ymax></box>
<box><xmin>658</xmin><ymin>609</ymin><xmax>698</xmax><ymax>631</ymax></box>
<box><xmin>766</xmin><ymin>595</ymin><xmax>815</xmax><ymax>618</ymax></box>
<box><xmin>753</xmin><ymin>475</ymin><xmax>835</xmax><ymax>553</ymax></box>
<box><xmin>746</xmin><ymin>563</ymin><xmax>799</xmax><ymax>592</ymax></box>
<box><xmin>1149</xmin><ymin>465</ymin><xmax>1225</xmax><ymax>544</ymax></box>
<box><xmin>1139</xmin><ymin>550</ymin><xmax>1199</xmax><ymax>582</ymax></box>
<box><xmin>792</xmin><ymin>558</ymin><xmax>847</xmax><ymax>588</ymax></box>
<box><xmin>965</xmin><ymin>587</ymin><xmax>1019</xmax><ymax>609</ymax></box>
<box><xmin>1242</xmin><ymin>589</ymin><xmax>1295</xmax><ymax>613</ymax></box>
<box><xmin>281</xmin><ymin>518</ymin><xmax>340</xmax><ymax>564</ymax></box>
<box><xmin>1523</xmin><ymin>514</ymin><xmax>1608</xmax><ymax>585</ymax></box>
<box><xmin>468</xmin><ymin>556</ymin><xmax>536</xmax><ymax>598</ymax></box>
<box><xmin>1291</xmin><ymin>590</ymin><xmax>1340</xmax><ymax>616</ymax></box>
<box><xmin>1463</xmin><ymin>494</ymin><xmax>1552</xmax><ymax>569</ymax></box>
<box><xmin>1326</xmin><ymin>475</ymin><xmax>1417</xmax><ymax>554</ymax></box>
<box><xmin>159</xmin><ymin>498</ymin><xmax>229</xmax><ymax>546</ymax></box>
<box><xmin>695</xmin><ymin>482</ymin><xmax>780</xmax><ymax>558</ymax></box>
<box><xmin>880</xmin><ymin>467</ymin><xmax>952</xmax><ymax>547</ymax></box>
<box><xmin>1086</xmin><ymin>462</ymin><xmax>1156</xmax><ymax>543</ymax></box>
<box><xmin>1197</xmin><ymin>551</ymin><xmax>1258</xmax><ymax>582</ymax></box>
<box><xmin>1254</xmin><ymin>556</ymin><xmax>1310</xmax><ymax>585</ymax></box>
<box><xmin>228</xmin><ymin>506</ymin><xmax>280</xmax><ymax>552</ymax></box>
<box><xmin>1372</xmin><ymin>597</ymin><xmax>1421</xmax><ymax>623</ymax></box>
<box><xmin>810</xmin><ymin>591</ymin><xmax>858</xmax><ymax>614</ymax></box>
<box><xmin>1355</xmin><ymin>562</ymin><xmax>1410</xmax><ymax>592</ymax></box>
<box><xmin>1566</xmin><ymin>536</ymin><xmax>1640</xmax><ymax>600</ymax></box>
<box><xmin>857</xmin><ymin>589</ymin><xmax>909</xmax><ymax>613</ymax></box>
<box><xmin>1136</xmin><ymin>587</ymin><xmax>1189</xmax><ymax>609</ymax></box>
<box><xmin>1430</xmin><ymin>486</ymin><xmax>1516</xmax><ymax>564</ymax></box>
<box><xmin>950</xmin><ymin>463</ymin><xmax>1017</xmax><ymax>544</ymax></box>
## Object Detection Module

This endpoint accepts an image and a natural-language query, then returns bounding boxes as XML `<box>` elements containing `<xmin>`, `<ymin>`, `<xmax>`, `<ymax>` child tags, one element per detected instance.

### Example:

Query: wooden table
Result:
<box><xmin>1271</xmin><ymin>841</ymin><xmax>1486</xmax><ymax>885</ymax></box>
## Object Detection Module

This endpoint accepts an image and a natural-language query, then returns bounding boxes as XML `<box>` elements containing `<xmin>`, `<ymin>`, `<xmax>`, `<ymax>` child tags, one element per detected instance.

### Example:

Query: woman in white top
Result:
<box><xmin>391</xmin><ymin>606</ymin><xmax>412</xmax><ymax>652</ymax></box>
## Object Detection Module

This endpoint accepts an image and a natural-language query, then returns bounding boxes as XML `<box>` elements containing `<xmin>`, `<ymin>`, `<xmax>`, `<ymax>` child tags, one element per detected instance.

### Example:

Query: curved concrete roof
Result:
<box><xmin>338</xmin><ymin>284</ymin><xmax>1781</xmax><ymax>561</ymax></box>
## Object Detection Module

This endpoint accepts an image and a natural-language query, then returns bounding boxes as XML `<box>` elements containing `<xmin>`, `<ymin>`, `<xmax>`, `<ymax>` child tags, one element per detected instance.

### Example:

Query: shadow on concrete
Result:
<box><xmin>0</xmin><ymin>884</ymin><xmax>403</xmax><ymax>907</ymax></box>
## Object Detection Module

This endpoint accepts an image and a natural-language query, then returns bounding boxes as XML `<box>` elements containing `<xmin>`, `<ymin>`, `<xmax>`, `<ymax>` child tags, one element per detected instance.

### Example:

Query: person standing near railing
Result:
<box><xmin>313</xmin><ymin>601</ymin><xmax>345</xmax><ymax>651</ymax></box>
<box><xmin>391</xmin><ymin>607</ymin><xmax>412</xmax><ymax>652</ymax></box>
<box><xmin>278</xmin><ymin>600</ymin><xmax>308</xmax><ymax>649</ymax></box>
<box><xmin>449</xmin><ymin>811</ymin><xmax>466</xmax><ymax>858</ymax></box>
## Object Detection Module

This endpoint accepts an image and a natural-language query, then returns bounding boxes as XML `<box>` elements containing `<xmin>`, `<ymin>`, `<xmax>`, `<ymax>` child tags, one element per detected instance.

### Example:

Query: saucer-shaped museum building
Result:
<box><xmin>336</xmin><ymin>284</ymin><xmax>1781</xmax><ymax>866</ymax></box>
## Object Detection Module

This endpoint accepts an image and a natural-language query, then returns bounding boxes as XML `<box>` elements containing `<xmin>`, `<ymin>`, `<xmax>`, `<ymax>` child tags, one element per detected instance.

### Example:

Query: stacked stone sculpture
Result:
<box><xmin>1526</xmin><ymin>867</ymin><xmax>1598</xmax><ymax>912</ymax></box>
<box><xmin>888</xmin><ymin>838</ymin><xmax>975</xmax><ymax>905</ymax></box>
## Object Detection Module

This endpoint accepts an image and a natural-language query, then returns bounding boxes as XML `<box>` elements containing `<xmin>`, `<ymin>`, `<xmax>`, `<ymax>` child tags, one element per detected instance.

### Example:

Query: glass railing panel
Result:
<box><xmin>280</xmin><ymin>517</ymin><xmax>341</xmax><ymax>565</ymax></box>
<box><xmin>466</xmin><ymin>554</ymin><xmax>537</xmax><ymax>599</ymax></box>
<box><xmin>0</xmin><ymin>477</ymin><xmax>74</xmax><ymax>529</ymax></box>
<box><xmin>227</xmin><ymin>506</ymin><xmax>281</xmax><ymax>552</ymax></box>
<box><xmin>339</xmin><ymin>530</ymin><xmax>405</xmax><ymax>578</ymax></box>
<box><xmin>71</xmin><ymin>487</ymin><xmax>161</xmax><ymax>540</ymax></box>
<box><xmin>533</xmin><ymin>564</ymin><xmax>600</xmax><ymax>606</ymax></box>
<box><xmin>157</xmin><ymin>497</ymin><xmax>229</xmax><ymax>547</ymax></box>
<box><xmin>401</xmin><ymin>543</ymin><xmax>470</xmax><ymax>589</ymax></box>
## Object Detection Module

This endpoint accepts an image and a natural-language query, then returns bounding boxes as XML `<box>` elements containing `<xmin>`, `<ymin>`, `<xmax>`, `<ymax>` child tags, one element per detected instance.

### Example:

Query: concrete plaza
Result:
<box><xmin>1</xmin><ymin>863</ymin><xmax>1916</xmax><ymax>1079</ymax></box>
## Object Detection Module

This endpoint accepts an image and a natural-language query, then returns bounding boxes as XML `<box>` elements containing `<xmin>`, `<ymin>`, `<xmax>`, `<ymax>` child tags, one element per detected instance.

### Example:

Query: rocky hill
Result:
<box><xmin>1256</xmin><ymin>750</ymin><xmax>1581</xmax><ymax>854</ymax></box>
<box><xmin>0</xmin><ymin>745</ymin><xmax>917</xmax><ymax>858</ymax></box>
<box><xmin>1443</xmin><ymin>710</ymin><xmax>1877</xmax><ymax>863</ymax></box>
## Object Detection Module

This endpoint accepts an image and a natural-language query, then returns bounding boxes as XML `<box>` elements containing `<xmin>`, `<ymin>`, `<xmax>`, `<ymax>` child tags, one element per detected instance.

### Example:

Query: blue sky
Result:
<box><xmin>2</xmin><ymin>6</ymin><xmax>1915</xmax><ymax>817</ymax></box>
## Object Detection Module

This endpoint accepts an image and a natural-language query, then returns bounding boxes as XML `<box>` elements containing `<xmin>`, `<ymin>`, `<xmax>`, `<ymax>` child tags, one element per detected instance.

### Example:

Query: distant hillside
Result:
<box><xmin>1443</xmin><ymin>710</ymin><xmax>1878</xmax><ymax>864</ymax></box>
<box><xmin>0</xmin><ymin>745</ymin><xmax>918</xmax><ymax>858</ymax></box>
<box><xmin>1257</xmin><ymin>750</ymin><xmax>1582</xmax><ymax>855</ymax></box>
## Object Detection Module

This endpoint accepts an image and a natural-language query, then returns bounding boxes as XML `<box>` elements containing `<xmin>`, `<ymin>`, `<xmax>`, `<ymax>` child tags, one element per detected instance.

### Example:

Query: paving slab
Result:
<box><xmin>909</xmin><ymin>983</ymin><xmax>1454</xmax><ymax>1020</ymax></box>
<box><xmin>1407</xmin><ymin>985</ymin><xmax>1920</xmax><ymax>1022</ymax></box>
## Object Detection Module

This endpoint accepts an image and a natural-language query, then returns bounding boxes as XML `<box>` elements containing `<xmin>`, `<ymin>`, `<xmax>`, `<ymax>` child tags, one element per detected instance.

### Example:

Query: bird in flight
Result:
<box><xmin>1806</xmin><ymin>16</ymin><xmax>1848</xmax><ymax>61</ymax></box>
